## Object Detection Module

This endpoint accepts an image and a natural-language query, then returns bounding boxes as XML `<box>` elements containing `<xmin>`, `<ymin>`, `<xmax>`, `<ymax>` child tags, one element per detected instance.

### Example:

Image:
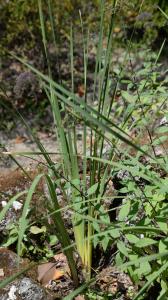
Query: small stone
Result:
<box><xmin>159</xmin><ymin>116</ymin><xmax>168</xmax><ymax>126</ymax></box>
<box><xmin>13</xmin><ymin>200</ymin><xmax>22</xmax><ymax>211</ymax></box>
<box><xmin>0</xmin><ymin>278</ymin><xmax>54</xmax><ymax>300</ymax></box>
<box><xmin>7</xmin><ymin>285</ymin><xmax>17</xmax><ymax>300</ymax></box>
<box><xmin>1</xmin><ymin>201</ymin><xmax>7</xmax><ymax>207</ymax></box>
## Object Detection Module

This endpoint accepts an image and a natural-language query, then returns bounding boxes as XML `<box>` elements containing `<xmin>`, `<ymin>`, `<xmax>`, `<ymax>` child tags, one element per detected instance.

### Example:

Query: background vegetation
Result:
<box><xmin>1</xmin><ymin>0</ymin><xmax>168</xmax><ymax>55</ymax></box>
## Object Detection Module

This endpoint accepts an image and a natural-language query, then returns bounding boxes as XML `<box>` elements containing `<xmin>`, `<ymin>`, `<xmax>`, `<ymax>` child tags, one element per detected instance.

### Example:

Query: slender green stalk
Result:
<box><xmin>45</xmin><ymin>174</ymin><xmax>79</xmax><ymax>286</ymax></box>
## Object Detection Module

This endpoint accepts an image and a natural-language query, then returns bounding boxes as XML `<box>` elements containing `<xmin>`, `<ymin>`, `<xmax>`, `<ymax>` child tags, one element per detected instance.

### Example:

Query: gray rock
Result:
<box><xmin>0</xmin><ymin>277</ymin><xmax>54</xmax><ymax>300</ymax></box>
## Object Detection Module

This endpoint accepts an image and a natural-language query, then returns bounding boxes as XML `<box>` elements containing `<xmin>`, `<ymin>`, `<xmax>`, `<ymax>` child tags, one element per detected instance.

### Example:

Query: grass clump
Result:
<box><xmin>1</xmin><ymin>0</ymin><xmax>168</xmax><ymax>299</ymax></box>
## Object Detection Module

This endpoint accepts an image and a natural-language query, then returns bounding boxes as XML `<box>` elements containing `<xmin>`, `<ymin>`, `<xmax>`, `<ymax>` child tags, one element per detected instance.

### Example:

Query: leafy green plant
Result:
<box><xmin>113</xmin><ymin>163</ymin><xmax>168</xmax><ymax>299</ymax></box>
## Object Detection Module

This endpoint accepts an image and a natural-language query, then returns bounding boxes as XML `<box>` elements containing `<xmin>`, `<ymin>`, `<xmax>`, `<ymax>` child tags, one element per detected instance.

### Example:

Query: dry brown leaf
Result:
<box><xmin>15</xmin><ymin>136</ymin><xmax>26</xmax><ymax>144</ymax></box>
<box><xmin>75</xmin><ymin>295</ymin><xmax>85</xmax><ymax>300</ymax></box>
<box><xmin>77</xmin><ymin>85</ymin><xmax>85</xmax><ymax>97</ymax></box>
<box><xmin>38</xmin><ymin>262</ymin><xmax>64</xmax><ymax>286</ymax></box>
<box><xmin>38</xmin><ymin>253</ymin><xmax>71</xmax><ymax>286</ymax></box>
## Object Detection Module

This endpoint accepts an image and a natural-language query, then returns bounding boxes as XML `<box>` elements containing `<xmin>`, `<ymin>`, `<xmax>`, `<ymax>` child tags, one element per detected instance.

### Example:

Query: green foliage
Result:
<box><xmin>0</xmin><ymin>0</ymin><xmax>40</xmax><ymax>53</ymax></box>
<box><xmin>2</xmin><ymin>221</ymin><xmax>58</xmax><ymax>259</ymax></box>
<box><xmin>0</xmin><ymin>0</ymin><xmax>99</xmax><ymax>54</ymax></box>
<box><xmin>106</xmin><ymin>0</ymin><xmax>168</xmax><ymax>45</ymax></box>
<box><xmin>1</xmin><ymin>0</ymin><xmax>168</xmax><ymax>56</ymax></box>
<box><xmin>114</xmin><ymin>159</ymin><xmax>168</xmax><ymax>299</ymax></box>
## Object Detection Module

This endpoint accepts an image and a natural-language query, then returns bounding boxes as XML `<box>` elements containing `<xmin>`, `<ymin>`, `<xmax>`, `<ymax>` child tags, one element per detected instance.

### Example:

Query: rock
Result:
<box><xmin>0</xmin><ymin>248</ymin><xmax>22</xmax><ymax>278</ymax></box>
<box><xmin>0</xmin><ymin>277</ymin><xmax>54</xmax><ymax>300</ymax></box>
<box><xmin>0</xmin><ymin>249</ymin><xmax>54</xmax><ymax>300</ymax></box>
